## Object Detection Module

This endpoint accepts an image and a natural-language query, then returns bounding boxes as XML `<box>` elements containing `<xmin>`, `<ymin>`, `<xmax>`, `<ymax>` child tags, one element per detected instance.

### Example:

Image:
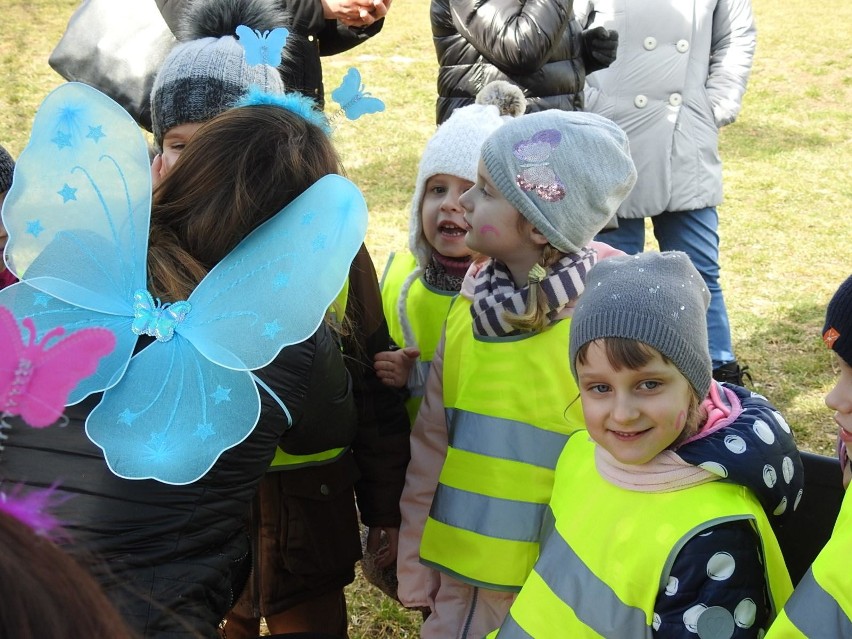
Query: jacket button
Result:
<box><xmin>676</xmin><ymin>39</ymin><xmax>690</xmax><ymax>53</ymax></box>
<box><xmin>634</xmin><ymin>94</ymin><xmax>648</xmax><ymax>108</ymax></box>
<box><xmin>308</xmin><ymin>35</ymin><xmax>315</xmax><ymax>42</ymax></box>
<box><xmin>643</xmin><ymin>36</ymin><xmax>657</xmax><ymax>50</ymax></box>
<box><xmin>669</xmin><ymin>93</ymin><xmax>683</xmax><ymax>106</ymax></box>
<box><xmin>320</xmin><ymin>484</ymin><xmax>330</xmax><ymax>496</ymax></box>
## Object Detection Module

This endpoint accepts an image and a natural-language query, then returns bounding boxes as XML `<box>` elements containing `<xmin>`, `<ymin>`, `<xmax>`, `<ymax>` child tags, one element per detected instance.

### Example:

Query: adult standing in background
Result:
<box><xmin>157</xmin><ymin>0</ymin><xmax>391</xmax><ymax>107</ymax></box>
<box><xmin>574</xmin><ymin>0</ymin><xmax>756</xmax><ymax>385</ymax></box>
<box><xmin>431</xmin><ymin>0</ymin><xmax>619</xmax><ymax>124</ymax></box>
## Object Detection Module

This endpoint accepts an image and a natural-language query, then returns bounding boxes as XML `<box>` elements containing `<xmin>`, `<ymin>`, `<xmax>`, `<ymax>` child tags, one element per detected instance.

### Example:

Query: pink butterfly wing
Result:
<box><xmin>0</xmin><ymin>306</ymin><xmax>27</xmax><ymax>409</ymax></box>
<box><xmin>16</xmin><ymin>327</ymin><xmax>117</xmax><ymax>428</ymax></box>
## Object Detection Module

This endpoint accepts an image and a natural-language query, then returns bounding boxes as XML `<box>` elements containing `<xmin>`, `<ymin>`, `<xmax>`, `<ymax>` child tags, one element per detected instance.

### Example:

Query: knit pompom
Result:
<box><xmin>176</xmin><ymin>0</ymin><xmax>290</xmax><ymax>41</ymax></box>
<box><xmin>475</xmin><ymin>81</ymin><xmax>526</xmax><ymax>118</ymax></box>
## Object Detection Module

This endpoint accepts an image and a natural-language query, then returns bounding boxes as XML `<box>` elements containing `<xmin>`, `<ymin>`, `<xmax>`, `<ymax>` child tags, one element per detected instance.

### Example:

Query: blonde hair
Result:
<box><xmin>502</xmin><ymin>214</ymin><xmax>565</xmax><ymax>332</ymax></box>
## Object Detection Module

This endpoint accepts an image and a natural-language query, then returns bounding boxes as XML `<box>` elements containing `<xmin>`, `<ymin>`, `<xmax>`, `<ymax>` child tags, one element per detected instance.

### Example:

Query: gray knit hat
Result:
<box><xmin>824</xmin><ymin>274</ymin><xmax>852</xmax><ymax>367</ymax></box>
<box><xmin>150</xmin><ymin>0</ymin><xmax>288</xmax><ymax>149</ymax></box>
<box><xmin>481</xmin><ymin>110</ymin><xmax>636</xmax><ymax>254</ymax></box>
<box><xmin>569</xmin><ymin>251</ymin><xmax>713</xmax><ymax>397</ymax></box>
<box><xmin>0</xmin><ymin>145</ymin><xmax>13</xmax><ymax>193</ymax></box>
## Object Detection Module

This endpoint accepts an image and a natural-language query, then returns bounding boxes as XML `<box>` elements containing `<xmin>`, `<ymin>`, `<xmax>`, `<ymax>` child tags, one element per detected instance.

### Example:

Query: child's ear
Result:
<box><xmin>528</xmin><ymin>226</ymin><xmax>550</xmax><ymax>247</ymax></box>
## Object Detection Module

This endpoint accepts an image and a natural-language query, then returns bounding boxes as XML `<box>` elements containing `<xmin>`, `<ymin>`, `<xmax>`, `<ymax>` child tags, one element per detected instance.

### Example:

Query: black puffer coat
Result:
<box><xmin>432</xmin><ymin>0</ymin><xmax>590</xmax><ymax>124</ymax></box>
<box><xmin>0</xmin><ymin>323</ymin><xmax>355</xmax><ymax>639</ymax></box>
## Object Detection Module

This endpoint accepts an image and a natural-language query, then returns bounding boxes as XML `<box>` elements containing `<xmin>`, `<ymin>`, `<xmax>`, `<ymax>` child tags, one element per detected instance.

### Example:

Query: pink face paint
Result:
<box><xmin>480</xmin><ymin>225</ymin><xmax>499</xmax><ymax>236</ymax></box>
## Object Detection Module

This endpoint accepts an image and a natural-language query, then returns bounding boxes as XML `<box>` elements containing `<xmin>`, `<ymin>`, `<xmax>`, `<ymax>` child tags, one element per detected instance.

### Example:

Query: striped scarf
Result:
<box><xmin>470</xmin><ymin>248</ymin><xmax>597</xmax><ymax>337</ymax></box>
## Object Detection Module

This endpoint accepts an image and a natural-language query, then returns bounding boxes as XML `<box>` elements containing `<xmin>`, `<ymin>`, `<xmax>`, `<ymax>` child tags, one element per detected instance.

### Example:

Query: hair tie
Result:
<box><xmin>528</xmin><ymin>263</ymin><xmax>547</xmax><ymax>284</ymax></box>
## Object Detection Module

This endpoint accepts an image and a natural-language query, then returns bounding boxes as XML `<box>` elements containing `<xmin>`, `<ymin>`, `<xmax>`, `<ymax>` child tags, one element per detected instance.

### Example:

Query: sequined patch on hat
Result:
<box><xmin>824</xmin><ymin>326</ymin><xmax>841</xmax><ymax>350</ymax></box>
<box><xmin>513</xmin><ymin>129</ymin><xmax>566</xmax><ymax>202</ymax></box>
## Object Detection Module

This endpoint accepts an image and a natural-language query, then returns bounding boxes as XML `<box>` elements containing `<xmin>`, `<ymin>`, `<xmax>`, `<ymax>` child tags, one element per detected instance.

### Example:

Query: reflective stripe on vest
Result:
<box><xmin>768</xmin><ymin>489</ymin><xmax>852</xmax><ymax>638</ymax></box>
<box><xmin>496</xmin><ymin>434</ymin><xmax>793</xmax><ymax>638</ymax></box>
<box><xmin>419</xmin><ymin>296</ymin><xmax>584</xmax><ymax>590</ymax></box>
<box><xmin>380</xmin><ymin>252</ymin><xmax>457</xmax><ymax>424</ymax></box>
<box><xmin>267</xmin><ymin>280</ymin><xmax>350</xmax><ymax>471</ymax></box>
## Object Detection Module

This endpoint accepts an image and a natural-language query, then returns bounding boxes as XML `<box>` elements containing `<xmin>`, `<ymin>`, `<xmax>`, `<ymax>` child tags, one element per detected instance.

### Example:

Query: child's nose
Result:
<box><xmin>611</xmin><ymin>395</ymin><xmax>639</xmax><ymax>424</ymax></box>
<box><xmin>441</xmin><ymin>193</ymin><xmax>464</xmax><ymax>213</ymax></box>
<box><xmin>458</xmin><ymin>186</ymin><xmax>474</xmax><ymax>212</ymax></box>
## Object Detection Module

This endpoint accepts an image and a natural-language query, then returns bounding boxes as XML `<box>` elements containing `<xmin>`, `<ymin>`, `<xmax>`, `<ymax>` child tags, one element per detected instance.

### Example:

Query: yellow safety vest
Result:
<box><xmin>268</xmin><ymin>280</ymin><xmax>350</xmax><ymax>470</ymax></box>
<box><xmin>380</xmin><ymin>252</ymin><xmax>457</xmax><ymax>424</ymax></box>
<box><xmin>494</xmin><ymin>434</ymin><xmax>793</xmax><ymax>638</ymax></box>
<box><xmin>419</xmin><ymin>296</ymin><xmax>586</xmax><ymax>591</ymax></box>
<box><xmin>767</xmin><ymin>488</ymin><xmax>852</xmax><ymax>638</ymax></box>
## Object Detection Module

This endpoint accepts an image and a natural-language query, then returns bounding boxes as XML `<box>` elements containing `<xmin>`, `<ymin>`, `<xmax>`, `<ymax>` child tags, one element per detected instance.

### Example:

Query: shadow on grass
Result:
<box><xmin>725</xmin><ymin>121</ymin><xmax>831</xmax><ymax>161</ymax></box>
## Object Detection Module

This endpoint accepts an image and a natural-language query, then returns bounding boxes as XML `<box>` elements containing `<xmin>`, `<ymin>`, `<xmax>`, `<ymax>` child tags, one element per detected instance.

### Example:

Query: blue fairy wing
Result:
<box><xmin>343</xmin><ymin>95</ymin><xmax>386</xmax><ymax>121</ymax></box>
<box><xmin>2</xmin><ymin>82</ymin><xmax>151</xmax><ymax>315</ymax></box>
<box><xmin>86</xmin><ymin>336</ymin><xmax>259</xmax><ymax>484</ymax></box>
<box><xmin>0</xmin><ymin>282</ymin><xmax>136</xmax><ymax>403</ymax></box>
<box><xmin>179</xmin><ymin>173</ymin><xmax>368</xmax><ymax>370</ymax></box>
<box><xmin>331</xmin><ymin>67</ymin><xmax>362</xmax><ymax>109</ymax></box>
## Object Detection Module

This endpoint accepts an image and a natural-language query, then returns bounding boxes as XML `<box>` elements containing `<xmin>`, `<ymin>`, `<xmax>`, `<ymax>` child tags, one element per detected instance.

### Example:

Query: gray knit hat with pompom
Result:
<box><xmin>0</xmin><ymin>145</ymin><xmax>14</xmax><ymax>193</ymax></box>
<box><xmin>150</xmin><ymin>0</ymin><xmax>288</xmax><ymax>149</ymax></box>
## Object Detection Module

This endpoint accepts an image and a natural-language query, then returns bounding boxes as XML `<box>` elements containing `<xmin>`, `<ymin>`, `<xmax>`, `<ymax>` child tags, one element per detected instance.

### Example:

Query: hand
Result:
<box><xmin>366</xmin><ymin>526</ymin><xmax>399</xmax><ymax>569</ymax></box>
<box><xmin>374</xmin><ymin>346</ymin><xmax>420</xmax><ymax>388</ymax></box>
<box><xmin>323</xmin><ymin>0</ymin><xmax>391</xmax><ymax>27</ymax></box>
<box><xmin>583</xmin><ymin>27</ymin><xmax>619</xmax><ymax>70</ymax></box>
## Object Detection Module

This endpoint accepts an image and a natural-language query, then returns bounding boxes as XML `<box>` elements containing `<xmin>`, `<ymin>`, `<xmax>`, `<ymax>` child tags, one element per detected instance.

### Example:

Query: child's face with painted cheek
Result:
<box><xmin>459</xmin><ymin>160</ymin><xmax>530</xmax><ymax>265</ymax></box>
<box><xmin>576</xmin><ymin>340</ymin><xmax>695</xmax><ymax>466</ymax></box>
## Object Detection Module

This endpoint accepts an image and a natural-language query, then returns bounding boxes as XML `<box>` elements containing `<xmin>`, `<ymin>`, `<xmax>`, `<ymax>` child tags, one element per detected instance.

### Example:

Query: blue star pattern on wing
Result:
<box><xmin>301</xmin><ymin>211</ymin><xmax>316</xmax><ymax>225</ymax></box>
<box><xmin>26</xmin><ymin>220</ymin><xmax>44</xmax><ymax>237</ymax></box>
<box><xmin>195</xmin><ymin>422</ymin><xmax>215</xmax><ymax>441</ymax></box>
<box><xmin>312</xmin><ymin>234</ymin><xmax>327</xmax><ymax>251</ymax></box>
<box><xmin>58</xmin><ymin>184</ymin><xmax>77</xmax><ymax>203</ymax></box>
<box><xmin>86</xmin><ymin>125</ymin><xmax>106</xmax><ymax>143</ymax></box>
<box><xmin>273</xmin><ymin>273</ymin><xmax>290</xmax><ymax>290</ymax></box>
<box><xmin>118</xmin><ymin>408</ymin><xmax>139</xmax><ymax>425</ymax></box>
<box><xmin>32</xmin><ymin>294</ymin><xmax>51</xmax><ymax>307</ymax></box>
<box><xmin>263</xmin><ymin>321</ymin><xmax>282</xmax><ymax>339</ymax></box>
<box><xmin>51</xmin><ymin>131</ymin><xmax>73</xmax><ymax>149</ymax></box>
<box><xmin>210</xmin><ymin>386</ymin><xmax>232</xmax><ymax>405</ymax></box>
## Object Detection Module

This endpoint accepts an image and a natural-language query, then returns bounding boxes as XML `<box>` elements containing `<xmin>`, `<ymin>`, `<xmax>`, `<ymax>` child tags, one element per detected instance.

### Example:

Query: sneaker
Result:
<box><xmin>712</xmin><ymin>361</ymin><xmax>753</xmax><ymax>387</ymax></box>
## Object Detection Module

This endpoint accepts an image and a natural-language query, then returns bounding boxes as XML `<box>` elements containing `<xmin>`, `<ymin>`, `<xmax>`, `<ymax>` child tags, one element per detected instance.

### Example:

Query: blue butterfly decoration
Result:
<box><xmin>331</xmin><ymin>67</ymin><xmax>385</xmax><ymax>121</ymax></box>
<box><xmin>235</xmin><ymin>25</ymin><xmax>289</xmax><ymax>67</ymax></box>
<box><xmin>0</xmin><ymin>82</ymin><xmax>367</xmax><ymax>484</ymax></box>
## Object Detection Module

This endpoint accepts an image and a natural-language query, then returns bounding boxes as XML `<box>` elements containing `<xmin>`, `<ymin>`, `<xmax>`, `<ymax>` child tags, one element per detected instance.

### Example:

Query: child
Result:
<box><xmin>0</xmin><ymin>144</ymin><xmax>16</xmax><ymax>289</ymax></box>
<box><xmin>0</xmin><ymin>87</ymin><xmax>361</xmax><ymax>638</ymax></box>
<box><xmin>768</xmin><ymin>274</ymin><xmax>852</xmax><ymax>637</ymax></box>
<box><xmin>492</xmin><ymin>251</ymin><xmax>801</xmax><ymax>638</ymax></box>
<box><xmin>397</xmin><ymin>109</ymin><xmax>637</xmax><ymax>638</ymax></box>
<box><xmin>375</xmin><ymin>80</ymin><xmax>525</xmax><ymax>422</ymax></box>
<box><xmin>148</xmin><ymin>2</ymin><xmax>410</xmax><ymax>635</ymax></box>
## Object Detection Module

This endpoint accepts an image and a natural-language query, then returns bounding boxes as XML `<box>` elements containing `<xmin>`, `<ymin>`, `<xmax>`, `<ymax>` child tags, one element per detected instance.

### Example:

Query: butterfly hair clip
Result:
<box><xmin>235</xmin><ymin>24</ymin><xmax>289</xmax><ymax>67</ymax></box>
<box><xmin>513</xmin><ymin>129</ymin><xmax>566</xmax><ymax>203</ymax></box>
<box><xmin>0</xmin><ymin>82</ymin><xmax>367</xmax><ymax>484</ymax></box>
<box><xmin>0</xmin><ymin>305</ymin><xmax>116</xmax><ymax>429</ymax></box>
<box><xmin>330</xmin><ymin>67</ymin><xmax>385</xmax><ymax>122</ymax></box>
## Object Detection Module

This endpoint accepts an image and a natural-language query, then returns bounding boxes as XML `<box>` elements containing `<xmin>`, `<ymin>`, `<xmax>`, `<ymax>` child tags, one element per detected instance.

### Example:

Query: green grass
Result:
<box><xmin>1</xmin><ymin>0</ymin><xmax>850</xmax><ymax>635</ymax></box>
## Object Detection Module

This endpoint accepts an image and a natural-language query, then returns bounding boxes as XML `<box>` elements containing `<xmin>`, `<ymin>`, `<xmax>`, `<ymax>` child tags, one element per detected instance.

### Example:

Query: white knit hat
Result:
<box><xmin>397</xmin><ymin>81</ymin><xmax>525</xmax><ymax>349</ymax></box>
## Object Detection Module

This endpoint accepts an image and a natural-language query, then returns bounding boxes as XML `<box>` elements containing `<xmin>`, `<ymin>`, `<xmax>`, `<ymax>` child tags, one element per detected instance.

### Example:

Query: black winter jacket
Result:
<box><xmin>432</xmin><ymin>0</ymin><xmax>592</xmax><ymax>124</ymax></box>
<box><xmin>0</xmin><ymin>323</ymin><xmax>355</xmax><ymax>639</ymax></box>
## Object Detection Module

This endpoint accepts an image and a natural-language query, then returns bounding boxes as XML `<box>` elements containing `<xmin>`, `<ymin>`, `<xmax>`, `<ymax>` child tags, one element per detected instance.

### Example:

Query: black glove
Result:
<box><xmin>582</xmin><ymin>26</ymin><xmax>619</xmax><ymax>73</ymax></box>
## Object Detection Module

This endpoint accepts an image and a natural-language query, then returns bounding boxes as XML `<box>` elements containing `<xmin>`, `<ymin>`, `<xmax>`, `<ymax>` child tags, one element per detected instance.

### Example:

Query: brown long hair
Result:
<box><xmin>147</xmin><ymin>105</ymin><xmax>342</xmax><ymax>302</ymax></box>
<box><xmin>0</xmin><ymin>513</ymin><xmax>138</xmax><ymax>639</ymax></box>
